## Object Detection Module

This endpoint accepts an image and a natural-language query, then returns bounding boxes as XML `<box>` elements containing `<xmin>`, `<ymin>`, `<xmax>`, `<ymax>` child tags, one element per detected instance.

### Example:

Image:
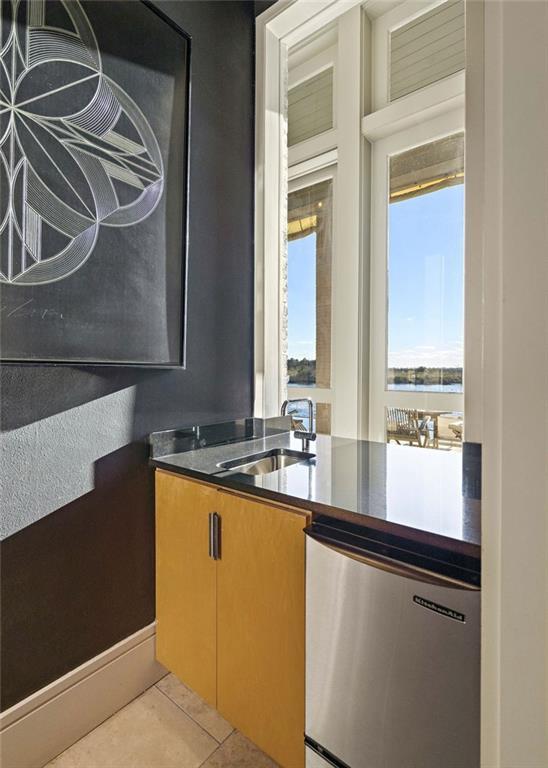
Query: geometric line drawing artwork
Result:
<box><xmin>0</xmin><ymin>0</ymin><xmax>163</xmax><ymax>285</ymax></box>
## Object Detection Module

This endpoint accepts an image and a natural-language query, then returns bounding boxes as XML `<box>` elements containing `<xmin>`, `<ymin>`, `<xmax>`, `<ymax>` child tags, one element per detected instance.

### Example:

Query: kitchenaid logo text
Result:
<box><xmin>413</xmin><ymin>595</ymin><xmax>465</xmax><ymax>622</ymax></box>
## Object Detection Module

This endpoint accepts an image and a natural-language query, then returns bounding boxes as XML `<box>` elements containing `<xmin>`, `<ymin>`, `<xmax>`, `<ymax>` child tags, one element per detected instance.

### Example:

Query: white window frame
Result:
<box><xmin>288</xmin><ymin>44</ymin><xmax>338</xmax><ymax>167</ymax></box>
<box><xmin>364</xmin><ymin>0</ymin><xmax>466</xmax><ymax>442</ymax></box>
<box><xmin>367</xmin><ymin>108</ymin><xmax>465</xmax><ymax>441</ymax></box>
<box><xmin>289</xmin><ymin>44</ymin><xmax>337</xmax><ymax>90</ymax></box>
<box><xmin>255</xmin><ymin>0</ymin><xmax>364</xmax><ymax>438</ymax></box>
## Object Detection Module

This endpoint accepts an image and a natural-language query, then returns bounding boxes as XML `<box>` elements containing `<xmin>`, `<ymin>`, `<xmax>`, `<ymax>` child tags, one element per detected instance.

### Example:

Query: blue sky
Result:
<box><xmin>388</xmin><ymin>184</ymin><xmax>464</xmax><ymax>368</ymax></box>
<box><xmin>287</xmin><ymin>184</ymin><xmax>464</xmax><ymax>368</ymax></box>
<box><xmin>287</xmin><ymin>232</ymin><xmax>316</xmax><ymax>359</ymax></box>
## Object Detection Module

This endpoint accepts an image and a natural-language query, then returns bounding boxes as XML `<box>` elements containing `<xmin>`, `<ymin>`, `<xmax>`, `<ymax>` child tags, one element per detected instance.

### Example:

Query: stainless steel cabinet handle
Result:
<box><xmin>209</xmin><ymin>512</ymin><xmax>220</xmax><ymax>560</ymax></box>
<box><xmin>213</xmin><ymin>512</ymin><xmax>220</xmax><ymax>560</ymax></box>
<box><xmin>208</xmin><ymin>512</ymin><xmax>214</xmax><ymax>558</ymax></box>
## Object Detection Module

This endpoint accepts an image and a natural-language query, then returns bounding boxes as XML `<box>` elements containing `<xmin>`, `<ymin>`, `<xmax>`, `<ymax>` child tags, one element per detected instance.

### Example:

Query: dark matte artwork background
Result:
<box><xmin>0</xmin><ymin>0</ymin><xmax>189</xmax><ymax>365</ymax></box>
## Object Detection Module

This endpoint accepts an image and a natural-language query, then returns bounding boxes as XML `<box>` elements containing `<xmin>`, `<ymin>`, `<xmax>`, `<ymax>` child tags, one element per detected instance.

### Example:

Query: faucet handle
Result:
<box><xmin>294</xmin><ymin>430</ymin><xmax>316</xmax><ymax>449</ymax></box>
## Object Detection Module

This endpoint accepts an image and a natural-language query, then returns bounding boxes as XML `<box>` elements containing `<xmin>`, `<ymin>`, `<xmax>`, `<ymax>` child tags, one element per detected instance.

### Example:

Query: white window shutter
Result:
<box><xmin>288</xmin><ymin>69</ymin><xmax>333</xmax><ymax>147</ymax></box>
<box><xmin>390</xmin><ymin>0</ymin><xmax>465</xmax><ymax>102</ymax></box>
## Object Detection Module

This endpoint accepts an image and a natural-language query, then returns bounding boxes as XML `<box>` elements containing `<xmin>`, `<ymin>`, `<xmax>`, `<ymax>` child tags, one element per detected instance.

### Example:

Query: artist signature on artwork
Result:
<box><xmin>0</xmin><ymin>299</ymin><xmax>64</xmax><ymax>320</ymax></box>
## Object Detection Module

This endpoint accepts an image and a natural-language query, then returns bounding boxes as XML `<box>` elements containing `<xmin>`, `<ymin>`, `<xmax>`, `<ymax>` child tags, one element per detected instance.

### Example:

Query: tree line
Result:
<box><xmin>288</xmin><ymin>359</ymin><xmax>463</xmax><ymax>386</ymax></box>
<box><xmin>388</xmin><ymin>366</ymin><xmax>463</xmax><ymax>385</ymax></box>
<box><xmin>287</xmin><ymin>357</ymin><xmax>316</xmax><ymax>384</ymax></box>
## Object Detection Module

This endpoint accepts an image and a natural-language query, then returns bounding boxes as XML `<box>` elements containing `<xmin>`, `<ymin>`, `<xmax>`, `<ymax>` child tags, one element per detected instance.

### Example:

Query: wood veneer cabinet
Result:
<box><xmin>155</xmin><ymin>471</ymin><xmax>217</xmax><ymax>705</ymax></box>
<box><xmin>155</xmin><ymin>470</ymin><xmax>309</xmax><ymax>768</ymax></box>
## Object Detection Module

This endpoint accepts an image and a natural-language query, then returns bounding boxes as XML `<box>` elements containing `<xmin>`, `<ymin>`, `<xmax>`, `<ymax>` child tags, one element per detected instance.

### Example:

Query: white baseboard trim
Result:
<box><xmin>0</xmin><ymin>623</ymin><xmax>166</xmax><ymax>768</ymax></box>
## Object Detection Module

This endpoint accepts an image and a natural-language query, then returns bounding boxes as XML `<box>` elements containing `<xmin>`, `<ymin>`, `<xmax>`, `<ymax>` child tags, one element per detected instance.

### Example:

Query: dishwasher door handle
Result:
<box><xmin>305</xmin><ymin>530</ymin><xmax>480</xmax><ymax>591</ymax></box>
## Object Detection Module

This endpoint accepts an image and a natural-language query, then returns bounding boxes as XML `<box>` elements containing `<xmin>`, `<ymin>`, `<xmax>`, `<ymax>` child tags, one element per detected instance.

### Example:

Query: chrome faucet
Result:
<box><xmin>281</xmin><ymin>398</ymin><xmax>317</xmax><ymax>450</ymax></box>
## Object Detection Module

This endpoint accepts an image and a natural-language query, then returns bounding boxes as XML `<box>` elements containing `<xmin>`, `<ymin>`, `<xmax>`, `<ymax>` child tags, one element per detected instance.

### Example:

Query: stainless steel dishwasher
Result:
<box><xmin>305</xmin><ymin>518</ymin><xmax>480</xmax><ymax>768</ymax></box>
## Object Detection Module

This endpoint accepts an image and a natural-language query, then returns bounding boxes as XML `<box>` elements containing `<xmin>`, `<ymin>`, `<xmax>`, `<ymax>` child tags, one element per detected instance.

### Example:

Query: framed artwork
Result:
<box><xmin>0</xmin><ymin>0</ymin><xmax>190</xmax><ymax>366</ymax></box>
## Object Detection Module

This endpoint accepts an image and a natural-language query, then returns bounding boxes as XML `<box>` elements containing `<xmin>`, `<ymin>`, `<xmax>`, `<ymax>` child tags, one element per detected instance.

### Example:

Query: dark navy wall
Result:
<box><xmin>0</xmin><ymin>0</ymin><xmax>257</xmax><ymax>711</ymax></box>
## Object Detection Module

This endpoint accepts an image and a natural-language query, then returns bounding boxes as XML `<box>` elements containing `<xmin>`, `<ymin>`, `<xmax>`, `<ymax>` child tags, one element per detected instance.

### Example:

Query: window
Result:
<box><xmin>387</xmin><ymin>133</ymin><xmax>464</xmax><ymax>394</ymax></box>
<box><xmin>286</xmin><ymin>178</ymin><xmax>333</xmax><ymax>434</ymax></box>
<box><xmin>257</xmin><ymin>1</ymin><xmax>468</xmax><ymax>445</ymax></box>
<box><xmin>370</xmin><ymin>120</ymin><xmax>465</xmax><ymax>451</ymax></box>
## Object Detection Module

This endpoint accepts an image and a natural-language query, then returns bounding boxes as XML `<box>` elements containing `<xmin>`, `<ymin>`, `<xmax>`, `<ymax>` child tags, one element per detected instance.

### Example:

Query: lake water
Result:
<box><xmin>388</xmin><ymin>383</ymin><xmax>463</xmax><ymax>393</ymax></box>
<box><xmin>285</xmin><ymin>382</ymin><xmax>462</xmax><ymax>427</ymax></box>
<box><xmin>288</xmin><ymin>383</ymin><xmax>462</xmax><ymax>393</ymax></box>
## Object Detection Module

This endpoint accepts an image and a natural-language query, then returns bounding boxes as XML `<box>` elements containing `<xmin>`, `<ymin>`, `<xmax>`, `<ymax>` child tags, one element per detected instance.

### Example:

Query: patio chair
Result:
<box><xmin>449</xmin><ymin>420</ymin><xmax>463</xmax><ymax>440</ymax></box>
<box><xmin>386</xmin><ymin>407</ymin><xmax>431</xmax><ymax>447</ymax></box>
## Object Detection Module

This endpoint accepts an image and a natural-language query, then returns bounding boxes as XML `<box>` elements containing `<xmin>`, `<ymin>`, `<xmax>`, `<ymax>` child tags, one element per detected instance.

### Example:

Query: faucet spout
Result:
<box><xmin>280</xmin><ymin>398</ymin><xmax>316</xmax><ymax>450</ymax></box>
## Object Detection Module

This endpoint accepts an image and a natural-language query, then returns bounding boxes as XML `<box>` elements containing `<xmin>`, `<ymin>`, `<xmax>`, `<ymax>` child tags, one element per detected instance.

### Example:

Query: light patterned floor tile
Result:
<box><xmin>45</xmin><ymin>686</ymin><xmax>217</xmax><ymax>768</ymax></box>
<box><xmin>200</xmin><ymin>731</ymin><xmax>279</xmax><ymax>768</ymax></box>
<box><xmin>156</xmin><ymin>674</ymin><xmax>234</xmax><ymax>743</ymax></box>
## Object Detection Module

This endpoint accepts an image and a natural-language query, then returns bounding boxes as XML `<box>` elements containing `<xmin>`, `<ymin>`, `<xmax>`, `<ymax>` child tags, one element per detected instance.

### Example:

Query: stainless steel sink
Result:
<box><xmin>218</xmin><ymin>448</ymin><xmax>315</xmax><ymax>476</ymax></box>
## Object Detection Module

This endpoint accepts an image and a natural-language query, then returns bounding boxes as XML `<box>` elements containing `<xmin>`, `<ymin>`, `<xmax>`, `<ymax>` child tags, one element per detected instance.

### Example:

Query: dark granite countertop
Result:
<box><xmin>150</xmin><ymin>419</ymin><xmax>481</xmax><ymax>562</ymax></box>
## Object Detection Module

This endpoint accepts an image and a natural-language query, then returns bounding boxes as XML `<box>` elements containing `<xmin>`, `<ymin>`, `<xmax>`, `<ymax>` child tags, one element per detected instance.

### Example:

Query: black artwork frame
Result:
<box><xmin>0</xmin><ymin>0</ymin><xmax>192</xmax><ymax>368</ymax></box>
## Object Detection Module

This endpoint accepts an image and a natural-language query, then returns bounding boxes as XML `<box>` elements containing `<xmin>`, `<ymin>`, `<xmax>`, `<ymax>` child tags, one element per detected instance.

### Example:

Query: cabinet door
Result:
<box><xmin>155</xmin><ymin>471</ymin><xmax>217</xmax><ymax>706</ymax></box>
<box><xmin>217</xmin><ymin>492</ymin><xmax>309</xmax><ymax>768</ymax></box>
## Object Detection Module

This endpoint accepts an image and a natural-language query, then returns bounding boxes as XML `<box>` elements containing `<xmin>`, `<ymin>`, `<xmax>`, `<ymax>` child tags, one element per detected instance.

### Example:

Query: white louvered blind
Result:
<box><xmin>288</xmin><ymin>68</ymin><xmax>333</xmax><ymax>146</ymax></box>
<box><xmin>390</xmin><ymin>0</ymin><xmax>465</xmax><ymax>102</ymax></box>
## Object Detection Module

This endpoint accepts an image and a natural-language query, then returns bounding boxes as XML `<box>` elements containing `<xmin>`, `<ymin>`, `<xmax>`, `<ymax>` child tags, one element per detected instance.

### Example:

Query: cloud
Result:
<box><xmin>389</xmin><ymin>342</ymin><xmax>463</xmax><ymax>368</ymax></box>
<box><xmin>288</xmin><ymin>340</ymin><xmax>315</xmax><ymax>358</ymax></box>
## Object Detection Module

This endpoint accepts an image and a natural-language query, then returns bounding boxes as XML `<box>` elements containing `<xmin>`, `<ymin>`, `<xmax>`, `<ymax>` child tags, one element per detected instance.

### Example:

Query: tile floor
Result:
<box><xmin>46</xmin><ymin>674</ymin><xmax>278</xmax><ymax>768</ymax></box>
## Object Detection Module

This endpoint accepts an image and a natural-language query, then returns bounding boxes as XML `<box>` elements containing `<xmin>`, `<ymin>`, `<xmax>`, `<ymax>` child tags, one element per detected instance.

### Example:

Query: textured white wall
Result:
<box><xmin>1</xmin><ymin>388</ymin><xmax>136</xmax><ymax>539</ymax></box>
